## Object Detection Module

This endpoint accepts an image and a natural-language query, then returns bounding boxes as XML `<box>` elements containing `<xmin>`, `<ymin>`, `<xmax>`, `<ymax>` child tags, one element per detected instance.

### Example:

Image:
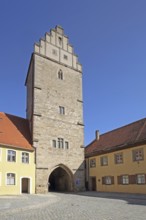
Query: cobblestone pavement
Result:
<box><xmin>0</xmin><ymin>192</ymin><xmax>146</xmax><ymax>220</ymax></box>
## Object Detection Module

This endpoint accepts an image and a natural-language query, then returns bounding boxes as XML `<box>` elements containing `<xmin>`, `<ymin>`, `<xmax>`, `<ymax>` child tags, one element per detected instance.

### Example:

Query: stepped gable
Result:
<box><xmin>85</xmin><ymin>118</ymin><xmax>146</xmax><ymax>157</ymax></box>
<box><xmin>0</xmin><ymin>112</ymin><xmax>33</xmax><ymax>151</ymax></box>
<box><xmin>33</xmin><ymin>25</ymin><xmax>82</xmax><ymax>72</ymax></box>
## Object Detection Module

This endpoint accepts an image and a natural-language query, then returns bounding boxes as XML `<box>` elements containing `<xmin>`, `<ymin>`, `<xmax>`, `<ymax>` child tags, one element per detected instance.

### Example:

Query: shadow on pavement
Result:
<box><xmin>59</xmin><ymin>191</ymin><xmax>146</xmax><ymax>206</ymax></box>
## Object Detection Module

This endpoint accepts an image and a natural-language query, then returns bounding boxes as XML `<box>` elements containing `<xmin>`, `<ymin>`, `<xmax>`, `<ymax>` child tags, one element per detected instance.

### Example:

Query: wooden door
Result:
<box><xmin>91</xmin><ymin>177</ymin><xmax>96</xmax><ymax>191</ymax></box>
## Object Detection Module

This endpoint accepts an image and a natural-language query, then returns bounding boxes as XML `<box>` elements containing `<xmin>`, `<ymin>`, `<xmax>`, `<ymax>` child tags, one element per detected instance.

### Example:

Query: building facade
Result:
<box><xmin>85</xmin><ymin>118</ymin><xmax>146</xmax><ymax>194</ymax></box>
<box><xmin>0</xmin><ymin>113</ymin><xmax>35</xmax><ymax>195</ymax></box>
<box><xmin>25</xmin><ymin>26</ymin><xmax>85</xmax><ymax>193</ymax></box>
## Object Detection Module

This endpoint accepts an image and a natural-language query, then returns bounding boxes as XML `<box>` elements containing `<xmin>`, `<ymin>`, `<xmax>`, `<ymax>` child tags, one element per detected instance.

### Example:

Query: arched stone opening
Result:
<box><xmin>48</xmin><ymin>165</ymin><xmax>73</xmax><ymax>192</ymax></box>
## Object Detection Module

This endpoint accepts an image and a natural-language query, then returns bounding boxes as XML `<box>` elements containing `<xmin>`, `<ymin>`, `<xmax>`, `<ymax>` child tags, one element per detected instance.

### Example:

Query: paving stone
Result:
<box><xmin>0</xmin><ymin>192</ymin><xmax>146</xmax><ymax>220</ymax></box>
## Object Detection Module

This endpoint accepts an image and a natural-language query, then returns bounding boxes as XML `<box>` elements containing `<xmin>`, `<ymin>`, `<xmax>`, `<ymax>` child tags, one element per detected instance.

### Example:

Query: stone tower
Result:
<box><xmin>25</xmin><ymin>26</ymin><xmax>85</xmax><ymax>193</ymax></box>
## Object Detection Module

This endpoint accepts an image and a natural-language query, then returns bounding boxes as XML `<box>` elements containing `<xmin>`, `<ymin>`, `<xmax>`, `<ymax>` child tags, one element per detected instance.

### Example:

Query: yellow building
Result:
<box><xmin>0</xmin><ymin>112</ymin><xmax>35</xmax><ymax>195</ymax></box>
<box><xmin>85</xmin><ymin>118</ymin><xmax>146</xmax><ymax>194</ymax></box>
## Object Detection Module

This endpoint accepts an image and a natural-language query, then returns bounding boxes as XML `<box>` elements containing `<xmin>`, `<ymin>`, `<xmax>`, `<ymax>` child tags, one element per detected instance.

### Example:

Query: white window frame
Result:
<box><xmin>137</xmin><ymin>174</ymin><xmax>145</xmax><ymax>184</ymax></box>
<box><xmin>7</xmin><ymin>150</ymin><xmax>16</xmax><ymax>162</ymax></box>
<box><xmin>133</xmin><ymin>148</ymin><xmax>144</xmax><ymax>161</ymax></box>
<box><xmin>115</xmin><ymin>153</ymin><xmax>123</xmax><ymax>164</ymax></box>
<box><xmin>105</xmin><ymin>176</ymin><xmax>112</xmax><ymax>185</ymax></box>
<box><xmin>122</xmin><ymin>175</ymin><xmax>129</xmax><ymax>184</ymax></box>
<box><xmin>100</xmin><ymin>156</ymin><xmax>108</xmax><ymax>166</ymax></box>
<box><xmin>22</xmin><ymin>152</ymin><xmax>29</xmax><ymax>164</ymax></box>
<box><xmin>90</xmin><ymin>158</ymin><xmax>96</xmax><ymax>168</ymax></box>
<box><xmin>6</xmin><ymin>173</ymin><xmax>16</xmax><ymax>185</ymax></box>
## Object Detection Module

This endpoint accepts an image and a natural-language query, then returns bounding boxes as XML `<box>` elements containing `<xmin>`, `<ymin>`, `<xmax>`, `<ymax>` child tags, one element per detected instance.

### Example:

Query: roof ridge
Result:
<box><xmin>100</xmin><ymin>118</ymin><xmax>146</xmax><ymax>137</ymax></box>
<box><xmin>86</xmin><ymin>139</ymin><xmax>97</xmax><ymax>148</ymax></box>
<box><xmin>0</xmin><ymin>112</ymin><xmax>26</xmax><ymax>120</ymax></box>
<box><xmin>135</xmin><ymin>119</ymin><xmax>146</xmax><ymax>141</ymax></box>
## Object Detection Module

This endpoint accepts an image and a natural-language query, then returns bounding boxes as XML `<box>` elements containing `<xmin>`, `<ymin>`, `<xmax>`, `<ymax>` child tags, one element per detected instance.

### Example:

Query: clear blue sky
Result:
<box><xmin>0</xmin><ymin>0</ymin><xmax>146</xmax><ymax>145</ymax></box>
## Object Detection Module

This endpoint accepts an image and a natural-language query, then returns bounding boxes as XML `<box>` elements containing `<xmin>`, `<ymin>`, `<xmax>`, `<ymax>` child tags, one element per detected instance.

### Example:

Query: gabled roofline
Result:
<box><xmin>0</xmin><ymin>142</ymin><xmax>34</xmax><ymax>152</ymax></box>
<box><xmin>25</xmin><ymin>53</ymin><xmax>34</xmax><ymax>86</ymax></box>
<box><xmin>0</xmin><ymin>112</ymin><xmax>26</xmax><ymax>120</ymax></box>
<box><xmin>86</xmin><ymin>118</ymin><xmax>146</xmax><ymax>147</ymax></box>
<box><xmin>85</xmin><ymin>139</ymin><xmax>146</xmax><ymax>158</ymax></box>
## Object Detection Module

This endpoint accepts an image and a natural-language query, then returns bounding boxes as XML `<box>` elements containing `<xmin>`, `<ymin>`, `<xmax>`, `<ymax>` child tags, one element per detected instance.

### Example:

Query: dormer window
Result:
<box><xmin>58</xmin><ymin>69</ymin><xmax>63</xmax><ymax>80</ymax></box>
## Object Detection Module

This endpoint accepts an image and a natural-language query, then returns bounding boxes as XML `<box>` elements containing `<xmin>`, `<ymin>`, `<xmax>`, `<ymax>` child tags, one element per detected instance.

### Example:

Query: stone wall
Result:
<box><xmin>26</xmin><ymin>26</ymin><xmax>85</xmax><ymax>193</ymax></box>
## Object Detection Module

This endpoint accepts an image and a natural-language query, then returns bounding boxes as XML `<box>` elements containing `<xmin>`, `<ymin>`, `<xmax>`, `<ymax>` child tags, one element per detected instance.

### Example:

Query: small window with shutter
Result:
<box><xmin>102</xmin><ymin>176</ymin><xmax>114</xmax><ymax>185</ymax></box>
<box><xmin>118</xmin><ymin>175</ymin><xmax>129</xmax><ymax>185</ymax></box>
<box><xmin>137</xmin><ymin>174</ymin><xmax>146</xmax><ymax>184</ymax></box>
<box><xmin>122</xmin><ymin>175</ymin><xmax>129</xmax><ymax>184</ymax></box>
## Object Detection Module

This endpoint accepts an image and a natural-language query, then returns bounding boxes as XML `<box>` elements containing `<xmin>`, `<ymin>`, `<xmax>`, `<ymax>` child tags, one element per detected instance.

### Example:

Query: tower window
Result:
<box><xmin>52</xmin><ymin>138</ymin><xmax>69</xmax><ymax>149</ymax></box>
<box><xmin>65</xmin><ymin>141</ymin><xmax>69</xmax><ymax>149</ymax></box>
<box><xmin>58</xmin><ymin>37</ymin><xmax>62</xmax><ymax>45</ymax></box>
<box><xmin>64</xmin><ymin>55</ymin><xmax>68</xmax><ymax>60</ymax></box>
<box><xmin>58</xmin><ymin>69</ymin><xmax>63</xmax><ymax>80</ymax></box>
<box><xmin>52</xmin><ymin>140</ymin><xmax>57</xmax><ymax>148</ymax></box>
<box><xmin>52</xmin><ymin>49</ymin><xmax>57</xmax><ymax>56</ymax></box>
<box><xmin>59</xmin><ymin>106</ymin><xmax>65</xmax><ymax>115</ymax></box>
<box><xmin>58</xmin><ymin>138</ymin><xmax>64</xmax><ymax>148</ymax></box>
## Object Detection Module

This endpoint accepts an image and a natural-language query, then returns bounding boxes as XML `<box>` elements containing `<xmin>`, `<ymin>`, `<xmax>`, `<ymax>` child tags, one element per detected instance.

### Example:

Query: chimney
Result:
<box><xmin>95</xmin><ymin>130</ymin><xmax>100</xmax><ymax>140</ymax></box>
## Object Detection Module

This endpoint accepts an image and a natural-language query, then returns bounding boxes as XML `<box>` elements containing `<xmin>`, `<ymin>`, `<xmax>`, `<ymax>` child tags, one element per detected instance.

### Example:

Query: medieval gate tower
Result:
<box><xmin>25</xmin><ymin>26</ymin><xmax>85</xmax><ymax>193</ymax></box>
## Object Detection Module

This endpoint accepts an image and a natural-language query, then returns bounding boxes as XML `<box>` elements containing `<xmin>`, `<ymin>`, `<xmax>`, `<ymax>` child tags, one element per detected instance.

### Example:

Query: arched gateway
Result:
<box><xmin>48</xmin><ymin>165</ymin><xmax>73</xmax><ymax>192</ymax></box>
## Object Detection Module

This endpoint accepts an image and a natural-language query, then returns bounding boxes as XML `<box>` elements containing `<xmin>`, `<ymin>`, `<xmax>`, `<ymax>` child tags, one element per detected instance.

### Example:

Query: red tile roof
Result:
<box><xmin>0</xmin><ymin>112</ymin><xmax>33</xmax><ymax>151</ymax></box>
<box><xmin>85</xmin><ymin>118</ymin><xmax>146</xmax><ymax>157</ymax></box>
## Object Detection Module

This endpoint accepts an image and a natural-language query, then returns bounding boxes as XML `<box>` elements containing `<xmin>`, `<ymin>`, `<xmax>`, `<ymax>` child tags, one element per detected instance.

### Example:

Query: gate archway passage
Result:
<box><xmin>49</xmin><ymin>166</ymin><xmax>73</xmax><ymax>192</ymax></box>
